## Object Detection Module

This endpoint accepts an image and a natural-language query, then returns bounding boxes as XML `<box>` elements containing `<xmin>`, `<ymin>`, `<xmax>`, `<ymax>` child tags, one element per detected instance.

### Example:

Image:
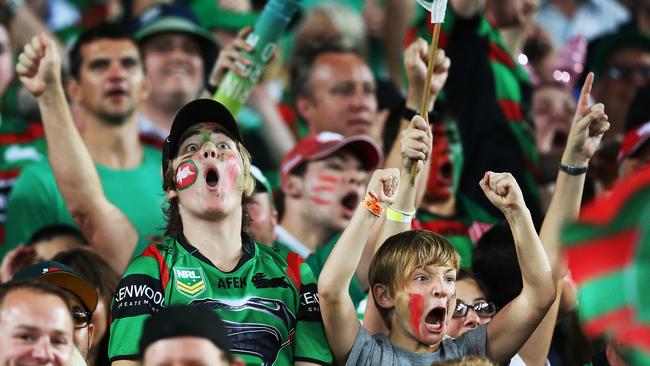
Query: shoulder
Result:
<box><xmin>444</xmin><ymin>324</ymin><xmax>488</xmax><ymax>356</ymax></box>
<box><xmin>124</xmin><ymin>238</ymin><xmax>177</xmax><ymax>276</ymax></box>
<box><xmin>16</xmin><ymin>160</ymin><xmax>54</xmax><ymax>180</ymax></box>
<box><xmin>346</xmin><ymin>326</ymin><xmax>395</xmax><ymax>365</ymax></box>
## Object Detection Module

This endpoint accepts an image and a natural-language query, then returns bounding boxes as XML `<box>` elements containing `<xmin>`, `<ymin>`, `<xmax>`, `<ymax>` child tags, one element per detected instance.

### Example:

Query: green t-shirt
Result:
<box><xmin>306</xmin><ymin>234</ymin><xmax>367</xmax><ymax>309</ymax></box>
<box><xmin>0</xmin><ymin>116</ymin><xmax>47</xmax><ymax>245</ymax></box>
<box><xmin>3</xmin><ymin>145</ymin><xmax>165</xmax><ymax>258</ymax></box>
<box><xmin>109</xmin><ymin>235</ymin><xmax>333</xmax><ymax>365</ymax></box>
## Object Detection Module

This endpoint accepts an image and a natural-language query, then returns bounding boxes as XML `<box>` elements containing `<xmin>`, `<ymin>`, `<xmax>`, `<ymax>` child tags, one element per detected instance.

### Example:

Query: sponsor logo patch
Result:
<box><xmin>252</xmin><ymin>272</ymin><xmax>290</xmax><ymax>289</ymax></box>
<box><xmin>174</xmin><ymin>267</ymin><xmax>206</xmax><ymax>298</ymax></box>
<box><xmin>175</xmin><ymin>160</ymin><xmax>198</xmax><ymax>190</ymax></box>
<box><xmin>112</xmin><ymin>274</ymin><xmax>164</xmax><ymax>319</ymax></box>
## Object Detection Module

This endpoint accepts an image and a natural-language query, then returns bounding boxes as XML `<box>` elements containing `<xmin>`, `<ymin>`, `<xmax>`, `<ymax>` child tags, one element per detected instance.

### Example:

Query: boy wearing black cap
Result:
<box><xmin>140</xmin><ymin>306</ymin><xmax>243</xmax><ymax>366</ymax></box>
<box><xmin>107</xmin><ymin>99</ymin><xmax>332</xmax><ymax>366</ymax></box>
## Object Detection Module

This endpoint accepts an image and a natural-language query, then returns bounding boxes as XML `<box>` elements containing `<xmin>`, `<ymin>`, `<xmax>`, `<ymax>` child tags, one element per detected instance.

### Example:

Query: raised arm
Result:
<box><xmin>318</xmin><ymin>168</ymin><xmax>399</xmax><ymax>364</ymax></box>
<box><xmin>384</xmin><ymin>38</ymin><xmax>449</xmax><ymax>208</ymax></box>
<box><xmin>480</xmin><ymin>172</ymin><xmax>555</xmax><ymax>363</ymax></box>
<box><xmin>363</xmin><ymin>114</ymin><xmax>432</xmax><ymax>336</ymax></box>
<box><xmin>15</xmin><ymin>34</ymin><xmax>137</xmax><ymax>273</ymax></box>
<box><xmin>519</xmin><ymin>73</ymin><xmax>609</xmax><ymax>365</ymax></box>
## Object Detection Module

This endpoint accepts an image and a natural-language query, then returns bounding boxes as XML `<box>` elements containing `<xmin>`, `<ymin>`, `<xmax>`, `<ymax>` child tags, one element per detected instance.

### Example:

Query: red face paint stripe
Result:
<box><xmin>409</xmin><ymin>293</ymin><xmax>425</xmax><ymax>339</ymax></box>
<box><xmin>311</xmin><ymin>185</ymin><xmax>337</xmax><ymax>193</ymax></box>
<box><xmin>565</xmin><ymin>229</ymin><xmax>638</xmax><ymax>285</ymax></box>
<box><xmin>140</xmin><ymin>245</ymin><xmax>170</xmax><ymax>291</ymax></box>
<box><xmin>317</xmin><ymin>175</ymin><xmax>338</xmax><ymax>184</ymax></box>
<box><xmin>309</xmin><ymin>196</ymin><xmax>333</xmax><ymax>206</ymax></box>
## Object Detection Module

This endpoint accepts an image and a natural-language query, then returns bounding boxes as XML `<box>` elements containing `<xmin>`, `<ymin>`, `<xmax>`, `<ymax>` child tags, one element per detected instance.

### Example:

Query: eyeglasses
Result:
<box><xmin>605</xmin><ymin>65</ymin><xmax>650</xmax><ymax>84</ymax></box>
<box><xmin>452</xmin><ymin>300</ymin><xmax>497</xmax><ymax>318</ymax></box>
<box><xmin>72</xmin><ymin>309</ymin><xmax>93</xmax><ymax>329</ymax></box>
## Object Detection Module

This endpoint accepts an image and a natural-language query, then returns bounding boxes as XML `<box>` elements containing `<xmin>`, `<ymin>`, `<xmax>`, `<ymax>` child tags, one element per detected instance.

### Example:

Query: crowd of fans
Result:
<box><xmin>0</xmin><ymin>0</ymin><xmax>649</xmax><ymax>365</ymax></box>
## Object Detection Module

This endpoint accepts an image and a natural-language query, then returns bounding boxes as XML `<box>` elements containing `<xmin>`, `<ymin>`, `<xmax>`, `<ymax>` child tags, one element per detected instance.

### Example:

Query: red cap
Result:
<box><xmin>280</xmin><ymin>132</ymin><xmax>383</xmax><ymax>183</ymax></box>
<box><xmin>618</xmin><ymin>120</ymin><xmax>650</xmax><ymax>162</ymax></box>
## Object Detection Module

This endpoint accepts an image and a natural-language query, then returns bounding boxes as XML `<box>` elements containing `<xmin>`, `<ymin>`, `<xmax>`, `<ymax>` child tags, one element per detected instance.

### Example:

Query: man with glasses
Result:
<box><xmin>589</xmin><ymin>30</ymin><xmax>650</xmax><ymax>138</ymax></box>
<box><xmin>12</xmin><ymin>260</ymin><xmax>99</xmax><ymax>362</ymax></box>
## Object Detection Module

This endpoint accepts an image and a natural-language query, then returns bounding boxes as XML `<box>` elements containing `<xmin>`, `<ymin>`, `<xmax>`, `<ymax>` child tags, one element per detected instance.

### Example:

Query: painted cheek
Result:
<box><xmin>409</xmin><ymin>293</ymin><xmax>425</xmax><ymax>339</ymax></box>
<box><xmin>308</xmin><ymin>174</ymin><xmax>341</xmax><ymax>206</ymax></box>
<box><xmin>223</xmin><ymin>155</ymin><xmax>243</xmax><ymax>191</ymax></box>
<box><xmin>175</xmin><ymin>160</ymin><xmax>198</xmax><ymax>190</ymax></box>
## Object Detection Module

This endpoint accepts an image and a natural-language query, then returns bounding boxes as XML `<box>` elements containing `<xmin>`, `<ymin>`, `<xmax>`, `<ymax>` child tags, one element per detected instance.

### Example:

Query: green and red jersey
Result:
<box><xmin>0</xmin><ymin>115</ymin><xmax>47</xmax><ymax>245</ymax></box>
<box><xmin>109</xmin><ymin>234</ymin><xmax>333</xmax><ymax>365</ymax></box>
<box><xmin>413</xmin><ymin>194</ymin><xmax>496</xmax><ymax>269</ymax></box>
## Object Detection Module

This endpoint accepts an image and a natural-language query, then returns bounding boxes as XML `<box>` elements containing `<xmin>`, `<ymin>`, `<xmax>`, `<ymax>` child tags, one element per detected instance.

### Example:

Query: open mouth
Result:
<box><xmin>439</xmin><ymin>161</ymin><xmax>453</xmax><ymax>181</ymax></box>
<box><xmin>551</xmin><ymin>131</ymin><xmax>568</xmax><ymax>150</ymax></box>
<box><xmin>424</xmin><ymin>307</ymin><xmax>446</xmax><ymax>333</ymax></box>
<box><xmin>340</xmin><ymin>192</ymin><xmax>359</xmax><ymax>217</ymax></box>
<box><xmin>205</xmin><ymin>167</ymin><xmax>220</xmax><ymax>188</ymax></box>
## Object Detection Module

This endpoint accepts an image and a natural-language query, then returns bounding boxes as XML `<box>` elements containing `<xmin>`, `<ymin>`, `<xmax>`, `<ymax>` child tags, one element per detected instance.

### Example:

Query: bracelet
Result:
<box><xmin>402</xmin><ymin>106</ymin><xmax>439</xmax><ymax>123</ymax></box>
<box><xmin>386</xmin><ymin>206</ymin><xmax>415</xmax><ymax>223</ymax></box>
<box><xmin>362</xmin><ymin>191</ymin><xmax>383</xmax><ymax>217</ymax></box>
<box><xmin>559</xmin><ymin>164</ymin><xmax>588</xmax><ymax>176</ymax></box>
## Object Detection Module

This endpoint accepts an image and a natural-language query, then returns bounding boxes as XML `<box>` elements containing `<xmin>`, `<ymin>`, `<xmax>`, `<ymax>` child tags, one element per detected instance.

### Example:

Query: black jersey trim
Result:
<box><xmin>294</xmin><ymin>356</ymin><xmax>333</xmax><ymax>366</ymax></box>
<box><xmin>109</xmin><ymin>354</ymin><xmax>139</xmax><ymax>362</ymax></box>
<box><xmin>176</xmin><ymin>233</ymin><xmax>256</xmax><ymax>273</ymax></box>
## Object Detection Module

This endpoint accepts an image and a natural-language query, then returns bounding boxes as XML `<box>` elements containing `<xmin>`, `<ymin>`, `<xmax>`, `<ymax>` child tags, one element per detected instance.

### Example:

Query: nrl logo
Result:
<box><xmin>174</xmin><ymin>267</ymin><xmax>206</xmax><ymax>298</ymax></box>
<box><xmin>175</xmin><ymin>160</ymin><xmax>198</xmax><ymax>190</ymax></box>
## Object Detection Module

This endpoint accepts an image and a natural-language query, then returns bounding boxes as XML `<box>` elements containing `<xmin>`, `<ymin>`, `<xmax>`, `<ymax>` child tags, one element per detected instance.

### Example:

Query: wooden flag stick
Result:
<box><xmin>411</xmin><ymin>22</ymin><xmax>442</xmax><ymax>184</ymax></box>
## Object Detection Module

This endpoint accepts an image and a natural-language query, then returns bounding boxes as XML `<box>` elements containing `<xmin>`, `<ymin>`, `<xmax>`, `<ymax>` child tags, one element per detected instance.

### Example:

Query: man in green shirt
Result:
<box><xmin>5</xmin><ymin>23</ymin><xmax>165</xmax><ymax>264</ymax></box>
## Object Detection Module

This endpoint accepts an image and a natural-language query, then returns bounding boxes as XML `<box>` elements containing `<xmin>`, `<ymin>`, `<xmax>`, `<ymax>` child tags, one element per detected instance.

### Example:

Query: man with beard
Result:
<box><xmin>5</xmin><ymin>23</ymin><xmax>164</xmax><ymax>265</ymax></box>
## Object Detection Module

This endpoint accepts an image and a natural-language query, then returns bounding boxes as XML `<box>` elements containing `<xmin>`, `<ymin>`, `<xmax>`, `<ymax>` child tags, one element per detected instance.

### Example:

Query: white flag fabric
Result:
<box><xmin>415</xmin><ymin>0</ymin><xmax>448</xmax><ymax>23</ymax></box>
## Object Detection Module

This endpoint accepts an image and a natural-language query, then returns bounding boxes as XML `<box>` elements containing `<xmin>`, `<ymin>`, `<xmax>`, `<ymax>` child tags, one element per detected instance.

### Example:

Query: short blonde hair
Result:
<box><xmin>368</xmin><ymin>230</ymin><xmax>460</xmax><ymax>325</ymax></box>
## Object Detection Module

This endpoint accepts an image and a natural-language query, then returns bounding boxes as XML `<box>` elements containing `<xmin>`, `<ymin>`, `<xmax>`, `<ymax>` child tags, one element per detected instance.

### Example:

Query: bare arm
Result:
<box><xmin>364</xmin><ymin>114</ymin><xmax>432</xmax><ymax>335</ymax></box>
<box><xmin>318</xmin><ymin>169</ymin><xmax>399</xmax><ymax>364</ymax></box>
<box><xmin>384</xmin><ymin>40</ymin><xmax>450</xmax><ymax>209</ymax></box>
<box><xmin>480</xmin><ymin>172</ymin><xmax>555</xmax><ymax>363</ymax></box>
<box><xmin>519</xmin><ymin>73</ymin><xmax>609</xmax><ymax>365</ymax></box>
<box><xmin>16</xmin><ymin>35</ymin><xmax>137</xmax><ymax>274</ymax></box>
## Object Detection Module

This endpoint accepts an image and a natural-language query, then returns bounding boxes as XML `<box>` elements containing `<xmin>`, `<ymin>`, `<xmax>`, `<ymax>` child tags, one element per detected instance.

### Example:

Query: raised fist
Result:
<box><xmin>366</xmin><ymin>168</ymin><xmax>400</xmax><ymax>206</ymax></box>
<box><xmin>15</xmin><ymin>34</ymin><xmax>62</xmax><ymax>97</ymax></box>
<box><xmin>479</xmin><ymin>172</ymin><xmax>526</xmax><ymax>214</ymax></box>
<box><xmin>400</xmin><ymin>115</ymin><xmax>432</xmax><ymax>174</ymax></box>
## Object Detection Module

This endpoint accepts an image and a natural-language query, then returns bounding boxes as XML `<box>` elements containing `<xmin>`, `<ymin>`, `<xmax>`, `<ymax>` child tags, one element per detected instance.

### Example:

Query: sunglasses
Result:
<box><xmin>452</xmin><ymin>300</ymin><xmax>497</xmax><ymax>318</ymax></box>
<box><xmin>605</xmin><ymin>65</ymin><xmax>650</xmax><ymax>83</ymax></box>
<box><xmin>72</xmin><ymin>308</ymin><xmax>93</xmax><ymax>329</ymax></box>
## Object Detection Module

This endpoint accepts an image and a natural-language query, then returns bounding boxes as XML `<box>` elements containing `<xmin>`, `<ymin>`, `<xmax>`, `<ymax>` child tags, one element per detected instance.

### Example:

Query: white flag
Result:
<box><xmin>415</xmin><ymin>0</ymin><xmax>448</xmax><ymax>23</ymax></box>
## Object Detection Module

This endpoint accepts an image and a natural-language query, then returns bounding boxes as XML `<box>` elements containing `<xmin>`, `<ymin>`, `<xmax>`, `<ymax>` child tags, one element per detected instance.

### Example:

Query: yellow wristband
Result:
<box><xmin>386</xmin><ymin>206</ymin><xmax>415</xmax><ymax>223</ymax></box>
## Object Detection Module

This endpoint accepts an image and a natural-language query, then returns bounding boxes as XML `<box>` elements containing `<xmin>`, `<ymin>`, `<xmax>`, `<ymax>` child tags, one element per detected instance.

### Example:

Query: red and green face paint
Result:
<box><xmin>409</xmin><ymin>293</ymin><xmax>425</xmax><ymax>339</ymax></box>
<box><xmin>175</xmin><ymin>160</ymin><xmax>198</xmax><ymax>190</ymax></box>
<box><xmin>306</xmin><ymin>174</ymin><xmax>339</xmax><ymax>206</ymax></box>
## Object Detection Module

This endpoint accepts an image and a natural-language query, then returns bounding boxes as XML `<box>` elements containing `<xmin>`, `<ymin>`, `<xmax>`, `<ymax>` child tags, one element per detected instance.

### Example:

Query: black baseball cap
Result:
<box><xmin>13</xmin><ymin>261</ymin><xmax>98</xmax><ymax>312</ymax></box>
<box><xmin>139</xmin><ymin>305</ymin><xmax>232</xmax><ymax>358</ymax></box>
<box><xmin>162</xmin><ymin>99</ymin><xmax>243</xmax><ymax>173</ymax></box>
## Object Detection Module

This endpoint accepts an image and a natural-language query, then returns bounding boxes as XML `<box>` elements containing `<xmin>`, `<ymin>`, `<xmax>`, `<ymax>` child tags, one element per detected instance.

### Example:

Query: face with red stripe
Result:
<box><xmin>300</xmin><ymin>151</ymin><xmax>367</xmax><ymax>232</ymax></box>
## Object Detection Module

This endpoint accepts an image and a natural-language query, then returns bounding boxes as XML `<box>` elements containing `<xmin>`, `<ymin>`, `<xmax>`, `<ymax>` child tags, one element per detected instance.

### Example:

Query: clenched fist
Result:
<box><xmin>15</xmin><ymin>34</ymin><xmax>62</xmax><ymax>98</ymax></box>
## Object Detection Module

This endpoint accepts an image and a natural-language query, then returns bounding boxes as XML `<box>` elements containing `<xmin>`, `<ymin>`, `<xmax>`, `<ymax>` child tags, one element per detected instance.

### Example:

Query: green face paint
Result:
<box><xmin>201</xmin><ymin>132</ymin><xmax>211</xmax><ymax>146</ymax></box>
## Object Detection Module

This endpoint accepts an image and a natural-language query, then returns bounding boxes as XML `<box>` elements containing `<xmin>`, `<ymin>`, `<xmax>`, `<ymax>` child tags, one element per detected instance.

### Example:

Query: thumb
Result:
<box><xmin>409</xmin><ymin>114</ymin><xmax>428</xmax><ymax>132</ymax></box>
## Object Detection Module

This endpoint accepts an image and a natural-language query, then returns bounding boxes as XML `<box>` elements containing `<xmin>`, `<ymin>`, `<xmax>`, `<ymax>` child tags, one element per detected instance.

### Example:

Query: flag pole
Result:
<box><xmin>411</xmin><ymin>22</ymin><xmax>442</xmax><ymax>183</ymax></box>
